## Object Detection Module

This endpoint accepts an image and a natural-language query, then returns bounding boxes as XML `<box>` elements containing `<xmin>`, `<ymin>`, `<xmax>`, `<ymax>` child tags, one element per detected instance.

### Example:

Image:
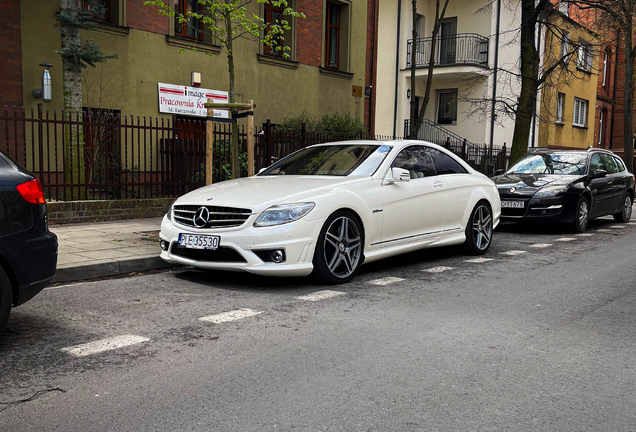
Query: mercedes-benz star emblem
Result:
<box><xmin>509</xmin><ymin>187</ymin><xmax>517</xmax><ymax>193</ymax></box>
<box><xmin>193</xmin><ymin>206</ymin><xmax>210</xmax><ymax>228</ymax></box>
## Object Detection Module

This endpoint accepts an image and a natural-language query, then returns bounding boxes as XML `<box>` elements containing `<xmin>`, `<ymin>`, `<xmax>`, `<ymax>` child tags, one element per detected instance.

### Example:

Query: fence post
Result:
<box><xmin>266</xmin><ymin>119</ymin><xmax>273</xmax><ymax>164</ymax></box>
<box><xmin>247</xmin><ymin>100</ymin><xmax>255</xmax><ymax>176</ymax></box>
<box><xmin>301</xmin><ymin>122</ymin><xmax>306</xmax><ymax>149</ymax></box>
<box><xmin>37</xmin><ymin>104</ymin><xmax>44</xmax><ymax>180</ymax></box>
<box><xmin>206</xmin><ymin>99</ymin><xmax>214</xmax><ymax>185</ymax></box>
<box><xmin>462</xmin><ymin>139</ymin><xmax>467</xmax><ymax>160</ymax></box>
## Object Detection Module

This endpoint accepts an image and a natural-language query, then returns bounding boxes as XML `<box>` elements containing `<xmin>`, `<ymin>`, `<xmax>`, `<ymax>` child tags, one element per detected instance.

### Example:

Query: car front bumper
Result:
<box><xmin>159</xmin><ymin>215</ymin><xmax>324</xmax><ymax>277</ymax></box>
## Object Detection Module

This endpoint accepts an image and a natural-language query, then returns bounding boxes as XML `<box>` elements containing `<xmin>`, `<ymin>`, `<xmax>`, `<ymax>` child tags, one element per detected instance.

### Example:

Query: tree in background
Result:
<box><xmin>145</xmin><ymin>0</ymin><xmax>305</xmax><ymax>179</ymax></box>
<box><xmin>56</xmin><ymin>0</ymin><xmax>117</xmax><ymax>199</ymax></box>
<box><xmin>407</xmin><ymin>0</ymin><xmax>451</xmax><ymax>139</ymax></box>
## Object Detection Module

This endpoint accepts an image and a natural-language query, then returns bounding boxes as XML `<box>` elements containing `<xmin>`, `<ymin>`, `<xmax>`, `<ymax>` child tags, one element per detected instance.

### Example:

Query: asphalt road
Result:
<box><xmin>2</xmin><ymin>216</ymin><xmax>636</xmax><ymax>431</ymax></box>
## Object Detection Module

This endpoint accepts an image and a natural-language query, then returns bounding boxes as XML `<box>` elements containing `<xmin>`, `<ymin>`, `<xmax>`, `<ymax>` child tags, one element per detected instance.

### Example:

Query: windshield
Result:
<box><xmin>507</xmin><ymin>153</ymin><xmax>588</xmax><ymax>175</ymax></box>
<box><xmin>258</xmin><ymin>144</ymin><xmax>392</xmax><ymax>177</ymax></box>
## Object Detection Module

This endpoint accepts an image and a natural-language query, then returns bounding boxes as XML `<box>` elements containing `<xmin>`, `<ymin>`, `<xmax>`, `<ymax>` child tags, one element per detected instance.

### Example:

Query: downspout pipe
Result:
<box><xmin>392</xmin><ymin>0</ymin><xmax>402</xmax><ymax>139</ymax></box>
<box><xmin>489</xmin><ymin>0</ymin><xmax>501</xmax><ymax>151</ymax></box>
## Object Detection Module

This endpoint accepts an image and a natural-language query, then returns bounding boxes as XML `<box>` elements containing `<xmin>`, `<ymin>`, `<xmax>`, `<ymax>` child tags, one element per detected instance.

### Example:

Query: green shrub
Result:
<box><xmin>275</xmin><ymin>111</ymin><xmax>367</xmax><ymax>135</ymax></box>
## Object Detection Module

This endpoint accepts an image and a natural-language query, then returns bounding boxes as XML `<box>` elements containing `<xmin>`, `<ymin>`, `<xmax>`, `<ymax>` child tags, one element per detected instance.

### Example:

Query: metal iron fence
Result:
<box><xmin>406</xmin><ymin>33</ymin><xmax>489</xmax><ymax>68</ymax></box>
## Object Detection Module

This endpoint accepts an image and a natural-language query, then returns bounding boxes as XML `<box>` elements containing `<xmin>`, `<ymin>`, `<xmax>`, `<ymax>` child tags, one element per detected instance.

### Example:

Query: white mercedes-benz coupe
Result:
<box><xmin>159</xmin><ymin>140</ymin><xmax>500</xmax><ymax>284</ymax></box>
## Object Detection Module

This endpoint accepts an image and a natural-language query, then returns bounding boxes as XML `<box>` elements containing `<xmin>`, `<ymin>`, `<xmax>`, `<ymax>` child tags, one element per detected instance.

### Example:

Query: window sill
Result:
<box><xmin>257</xmin><ymin>54</ymin><xmax>299</xmax><ymax>70</ymax></box>
<box><xmin>92</xmin><ymin>22</ymin><xmax>130</xmax><ymax>37</ymax></box>
<box><xmin>556</xmin><ymin>121</ymin><xmax>565</xmax><ymax>126</ymax></box>
<box><xmin>166</xmin><ymin>36</ymin><xmax>222</xmax><ymax>55</ymax></box>
<box><xmin>576</xmin><ymin>66</ymin><xmax>593</xmax><ymax>75</ymax></box>
<box><xmin>573</xmin><ymin>124</ymin><xmax>589</xmax><ymax>129</ymax></box>
<box><xmin>319</xmin><ymin>67</ymin><xmax>354</xmax><ymax>80</ymax></box>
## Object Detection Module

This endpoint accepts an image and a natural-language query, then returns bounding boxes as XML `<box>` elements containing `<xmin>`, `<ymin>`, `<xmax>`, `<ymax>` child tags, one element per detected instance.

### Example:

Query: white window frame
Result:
<box><xmin>557</xmin><ymin>93</ymin><xmax>565</xmax><ymax>123</ymax></box>
<box><xmin>559</xmin><ymin>1</ymin><xmax>569</xmax><ymax>16</ymax></box>
<box><xmin>602</xmin><ymin>50</ymin><xmax>608</xmax><ymax>87</ymax></box>
<box><xmin>561</xmin><ymin>33</ymin><xmax>569</xmax><ymax>59</ymax></box>
<box><xmin>577</xmin><ymin>42</ymin><xmax>592</xmax><ymax>72</ymax></box>
<box><xmin>573</xmin><ymin>98</ymin><xmax>588</xmax><ymax>127</ymax></box>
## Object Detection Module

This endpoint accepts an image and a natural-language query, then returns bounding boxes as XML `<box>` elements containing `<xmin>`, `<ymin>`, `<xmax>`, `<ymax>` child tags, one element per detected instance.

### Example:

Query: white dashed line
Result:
<box><xmin>61</xmin><ymin>335</ymin><xmax>150</xmax><ymax>357</ymax></box>
<box><xmin>423</xmin><ymin>266</ymin><xmax>454</xmax><ymax>273</ymax></box>
<box><xmin>296</xmin><ymin>290</ymin><xmax>345</xmax><ymax>302</ymax></box>
<box><xmin>627</xmin><ymin>222</ymin><xmax>636</xmax><ymax>225</ymax></box>
<box><xmin>610</xmin><ymin>225</ymin><xmax>626</xmax><ymax>229</ymax></box>
<box><xmin>529</xmin><ymin>243</ymin><xmax>553</xmax><ymax>248</ymax></box>
<box><xmin>575</xmin><ymin>233</ymin><xmax>594</xmax><ymax>237</ymax></box>
<box><xmin>596</xmin><ymin>229</ymin><xmax>611</xmax><ymax>232</ymax></box>
<box><xmin>368</xmin><ymin>277</ymin><xmax>405</xmax><ymax>286</ymax></box>
<box><xmin>555</xmin><ymin>237</ymin><xmax>576</xmax><ymax>242</ymax></box>
<box><xmin>500</xmin><ymin>250</ymin><xmax>527</xmax><ymax>256</ymax></box>
<box><xmin>464</xmin><ymin>258</ymin><xmax>494</xmax><ymax>263</ymax></box>
<box><xmin>199</xmin><ymin>308</ymin><xmax>264</xmax><ymax>324</ymax></box>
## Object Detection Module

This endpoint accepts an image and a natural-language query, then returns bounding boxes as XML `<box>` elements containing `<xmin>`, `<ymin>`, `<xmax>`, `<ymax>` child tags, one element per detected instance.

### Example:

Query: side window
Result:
<box><xmin>613</xmin><ymin>156</ymin><xmax>626</xmax><ymax>172</ymax></box>
<box><xmin>428</xmin><ymin>148</ymin><xmax>468</xmax><ymax>175</ymax></box>
<box><xmin>391</xmin><ymin>146</ymin><xmax>436</xmax><ymax>179</ymax></box>
<box><xmin>601</xmin><ymin>154</ymin><xmax>619</xmax><ymax>174</ymax></box>
<box><xmin>589</xmin><ymin>153</ymin><xmax>606</xmax><ymax>173</ymax></box>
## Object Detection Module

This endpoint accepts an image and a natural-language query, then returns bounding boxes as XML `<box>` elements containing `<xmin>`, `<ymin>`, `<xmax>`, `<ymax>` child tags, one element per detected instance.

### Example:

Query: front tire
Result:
<box><xmin>312</xmin><ymin>210</ymin><xmax>363</xmax><ymax>285</ymax></box>
<box><xmin>463</xmin><ymin>201</ymin><xmax>493</xmax><ymax>255</ymax></box>
<box><xmin>613</xmin><ymin>194</ymin><xmax>633</xmax><ymax>223</ymax></box>
<box><xmin>573</xmin><ymin>196</ymin><xmax>590</xmax><ymax>232</ymax></box>
<box><xmin>0</xmin><ymin>267</ymin><xmax>12</xmax><ymax>335</ymax></box>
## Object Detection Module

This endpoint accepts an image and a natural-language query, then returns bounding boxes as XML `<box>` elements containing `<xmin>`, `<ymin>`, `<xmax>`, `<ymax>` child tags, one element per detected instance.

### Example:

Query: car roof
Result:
<box><xmin>528</xmin><ymin>147</ymin><xmax>617</xmax><ymax>156</ymax></box>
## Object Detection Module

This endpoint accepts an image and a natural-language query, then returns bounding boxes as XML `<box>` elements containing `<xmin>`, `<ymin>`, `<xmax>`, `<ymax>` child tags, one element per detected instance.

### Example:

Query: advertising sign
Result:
<box><xmin>157</xmin><ymin>83</ymin><xmax>229</xmax><ymax>118</ymax></box>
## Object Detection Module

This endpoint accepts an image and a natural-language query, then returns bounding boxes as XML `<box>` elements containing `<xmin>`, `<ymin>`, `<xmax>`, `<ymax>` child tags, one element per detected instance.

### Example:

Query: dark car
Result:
<box><xmin>492</xmin><ymin>148</ymin><xmax>635</xmax><ymax>232</ymax></box>
<box><xmin>0</xmin><ymin>151</ymin><xmax>58</xmax><ymax>334</ymax></box>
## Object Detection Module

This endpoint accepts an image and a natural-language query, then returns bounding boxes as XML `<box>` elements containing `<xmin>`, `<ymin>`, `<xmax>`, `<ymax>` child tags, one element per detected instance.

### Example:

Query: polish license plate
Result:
<box><xmin>501</xmin><ymin>201</ymin><xmax>524</xmax><ymax>209</ymax></box>
<box><xmin>178</xmin><ymin>234</ymin><xmax>220</xmax><ymax>250</ymax></box>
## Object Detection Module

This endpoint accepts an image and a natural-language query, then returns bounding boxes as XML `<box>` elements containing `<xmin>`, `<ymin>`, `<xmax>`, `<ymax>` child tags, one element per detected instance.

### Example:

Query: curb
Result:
<box><xmin>52</xmin><ymin>255</ymin><xmax>180</xmax><ymax>284</ymax></box>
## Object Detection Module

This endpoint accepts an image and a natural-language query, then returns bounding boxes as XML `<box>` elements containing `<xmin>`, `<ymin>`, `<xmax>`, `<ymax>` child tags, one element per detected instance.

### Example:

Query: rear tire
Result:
<box><xmin>613</xmin><ymin>194</ymin><xmax>633</xmax><ymax>223</ymax></box>
<box><xmin>312</xmin><ymin>210</ymin><xmax>364</xmax><ymax>285</ymax></box>
<box><xmin>573</xmin><ymin>196</ymin><xmax>590</xmax><ymax>232</ymax></box>
<box><xmin>0</xmin><ymin>267</ymin><xmax>12</xmax><ymax>335</ymax></box>
<box><xmin>463</xmin><ymin>201</ymin><xmax>493</xmax><ymax>255</ymax></box>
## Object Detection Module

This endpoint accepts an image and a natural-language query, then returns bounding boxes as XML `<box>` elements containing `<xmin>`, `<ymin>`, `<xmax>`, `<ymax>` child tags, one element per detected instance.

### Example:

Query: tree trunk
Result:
<box><xmin>225</xmin><ymin>12</ymin><xmax>240</xmax><ymax>179</ymax></box>
<box><xmin>408</xmin><ymin>0</ymin><xmax>418</xmax><ymax>138</ymax></box>
<box><xmin>59</xmin><ymin>0</ymin><xmax>86</xmax><ymax>200</ymax></box>
<box><xmin>509</xmin><ymin>0</ymin><xmax>539</xmax><ymax>166</ymax></box>
<box><xmin>623</xmin><ymin>19</ymin><xmax>634</xmax><ymax>173</ymax></box>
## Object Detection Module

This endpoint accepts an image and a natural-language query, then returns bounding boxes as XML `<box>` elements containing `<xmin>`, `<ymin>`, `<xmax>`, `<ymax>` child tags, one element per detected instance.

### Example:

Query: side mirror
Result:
<box><xmin>384</xmin><ymin>167</ymin><xmax>411</xmax><ymax>184</ymax></box>
<box><xmin>592</xmin><ymin>169</ymin><xmax>607</xmax><ymax>179</ymax></box>
<box><xmin>257</xmin><ymin>168</ymin><xmax>267</xmax><ymax>175</ymax></box>
<box><xmin>494</xmin><ymin>169</ymin><xmax>504</xmax><ymax>176</ymax></box>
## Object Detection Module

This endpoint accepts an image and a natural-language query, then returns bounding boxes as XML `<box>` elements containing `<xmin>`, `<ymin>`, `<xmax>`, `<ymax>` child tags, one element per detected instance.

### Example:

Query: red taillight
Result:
<box><xmin>16</xmin><ymin>178</ymin><xmax>46</xmax><ymax>204</ymax></box>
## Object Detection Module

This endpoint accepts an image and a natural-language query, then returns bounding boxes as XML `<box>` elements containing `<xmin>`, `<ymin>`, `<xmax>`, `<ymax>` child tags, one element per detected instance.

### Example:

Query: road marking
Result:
<box><xmin>368</xmin><ymin>277</ymin><xmax>405</xmax><ymax>286</ymax></box>
<box><xmin>199</xmin><ymin>308</ymin><xmax>264</xmax><ymax>323</ymax></box>
<box><xmin>296</xmin><ymin>290</ymin><xmax>345</xmax><ymax>302</ymax></box>
<box><xmin>464</xmin><ymin>258</ymin><xmax>493</xmax><ymax>263</ymax></box>
<box><xmin>499</xmin><ymin>250</ymin><xmax>526</xmax><ymax>256</ymax></box>
<box><xmin>596</xmin><ymin>229</ymin><xmax>611</xmax><ymax>232</ymax></box>
<box><xmin>61</xmin><ymin>335</ymin><xmax>150</xmax><ymax>357</ymax></box>
<box><xmin>423</xmin><ymin>266</ymin><xmax>454</xmax><ymax>273</ymax></box>
<box><xmin>609</xmin><ymin>225</ymin><xmax>626</xmax><ymax>229</ymax></box>
<box><xmin>575</xmin><ymin>233</ymin><xmax>594</xmax><ymax>237</ymax></box>
<box><xmin>628</xmin><ymin>222</ymin><xmax>636</xmax><ymax>225</ymax></box>
<box><xmin>529</xmin><ymin>243</ymin><xmax>553</xmax><ymax>248</ymax></box>
<box><xmin>555</xmin><ymin>237</ymin><xmax>576</xmax><ymax>242</ymax></box>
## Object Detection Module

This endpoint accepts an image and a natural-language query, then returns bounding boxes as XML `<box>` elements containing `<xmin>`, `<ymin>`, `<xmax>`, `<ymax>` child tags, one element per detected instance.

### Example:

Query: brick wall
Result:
<box><xmin>296</xmin><ymin>0</ymin><xmax>322</xmax><ymax>67</ymax></box>
<box><xmin>48</xmin><ymin>198</ymin><xmax>175</xmax><ymax>224</ymax></box>
<box><xmin>127</xmin><ymin>0</ymin><xmax>169</xmax><ymax>34</ymax></box>
<box><xmin>0</xmin><ymin>0</ymin><xmax>23</xmax><ymax>107</ymax></box>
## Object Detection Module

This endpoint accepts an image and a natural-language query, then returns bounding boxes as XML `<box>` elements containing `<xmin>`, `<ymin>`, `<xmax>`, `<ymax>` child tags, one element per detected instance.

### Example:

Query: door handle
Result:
<box><xmin>433</xmin><ymin>181</ymin><xmax>443</xmax><ymax>188</ymax></box>
<box><xmin>608</xmin><ymin>181</ymin><xmax>613</xmax><ymax>185</ymax></box>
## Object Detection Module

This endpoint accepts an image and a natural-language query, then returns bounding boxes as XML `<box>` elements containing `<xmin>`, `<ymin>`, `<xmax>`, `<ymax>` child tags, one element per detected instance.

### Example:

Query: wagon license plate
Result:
<box><xmin>178</xmin><ymin>234</ymin><xmax>220</xmax><ymax>250</ymax></box>
<box><xmin>501</xmin><ymin>201</ymin><xmax>524</xmax><ymax>209</ymax></box>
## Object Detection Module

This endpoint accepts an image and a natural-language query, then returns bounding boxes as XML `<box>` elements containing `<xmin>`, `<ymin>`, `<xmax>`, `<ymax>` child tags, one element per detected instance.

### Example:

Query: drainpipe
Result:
<box><xmin>489</xmin><ymin>0</ymin><xmax>501</xmax><ymax>151</ymax></box>
<box><xmin>531</xmin><ymin>20</ymin><xmax>540</xmax><ymax>148</ymax></box>
<box><xmin>392</xmin><ymin>0</ymin><xmax>402</xmax><ymax>139</ymax></box>
<box><xmin>609</xmin><ymin>30</ymin><xmax>620</xmax><ymax>149</ymax></box>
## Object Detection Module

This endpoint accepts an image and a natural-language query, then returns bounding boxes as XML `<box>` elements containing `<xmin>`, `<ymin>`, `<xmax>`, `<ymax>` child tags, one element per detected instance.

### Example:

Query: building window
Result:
<box><xmin>577</xmin><ymin>42</ymin><xmax>593</xmax><ymax>72</ymax></box>
<box><xmin>573</xmin><ymin>98</ymin><xmax>588</xmax><ymax>127</ymax></box>
<box><xmin>561</xmin><ymin>32</ymin><xmax>569</xmax><ymax>59</ymax></box>
<box><xmin>559</xmin><ymin>1</ymin><xmax>569</xmax><ymax>16</ymax></box>
<box><xmin>80</xmin><ymin>0</ymin><xmax>110</xmax><ymax>22</ymax></box>
<box><xmin>263</xmin><ymin>1</ymin><xmax>285</xmax><ymax>57</ymax></box>
<box><xmin>437</xmin><ymin>89</ymin><xmax>458</xmax><ymax>125</ymax></box>
<box><xmin>602</xmin><ymin>49</ymin><xmax>609</xmax><ymax>88</ymax></box>
<box><xmin>174</xmin><ymin>0</ymin><xmax>202</xmax><ymax>40</ymax></box>
<box><xmin>325</xmin><ymin>3</ymin><xmax>340</xmax><ymax>68</ymax></box>
<box><xmin>557</xmin><ymin>93</ymin><xmax>565</xmax><ymax>123</ymax></box>
<box><xmin>598</xmin><ymin>109</ymin><xmax>604</xmax><ymax>147</ymax></box>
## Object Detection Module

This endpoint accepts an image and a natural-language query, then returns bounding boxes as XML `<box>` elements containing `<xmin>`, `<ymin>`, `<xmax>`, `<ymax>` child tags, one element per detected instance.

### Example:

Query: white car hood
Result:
<box><xmin>175</xmin><ymin>175</ymin><xmax>369</xmax><ymax>212</ymax></box>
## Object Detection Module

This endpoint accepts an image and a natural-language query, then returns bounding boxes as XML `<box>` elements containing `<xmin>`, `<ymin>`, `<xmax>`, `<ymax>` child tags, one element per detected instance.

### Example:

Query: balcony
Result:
<box><xmin>406</xmin><ymin>33</ymin><xmax>489</xmax><ymax>69</ymax></box>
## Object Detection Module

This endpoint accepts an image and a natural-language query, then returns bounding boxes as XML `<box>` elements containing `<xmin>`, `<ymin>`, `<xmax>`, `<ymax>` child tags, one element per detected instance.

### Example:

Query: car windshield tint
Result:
<box><xmin>259</xmin><ymin>144</ymin><xmax>391</xmax><ymax>176</ymax></box>
<box><xmin>507</xmin><ymin>153</ymin><xmax>588</xmax><ymax>175</ymax></box>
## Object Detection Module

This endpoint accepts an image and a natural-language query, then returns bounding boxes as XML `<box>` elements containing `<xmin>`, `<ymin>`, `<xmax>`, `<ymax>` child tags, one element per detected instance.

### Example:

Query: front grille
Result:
<box><xmin>171</xmin><ymin>245</ymin><xmax>247</xmax><ymax>262</ymax></box>
<box><xmin>173</xmin><ymin>205</ymin><xmax>252</xmax><ymax>229</ymax></box>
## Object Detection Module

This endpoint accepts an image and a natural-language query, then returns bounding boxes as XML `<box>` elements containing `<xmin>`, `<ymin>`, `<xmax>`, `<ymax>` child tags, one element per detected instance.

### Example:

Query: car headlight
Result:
<box><xmin>254</xmin><ymin>202</ymin><xmax>315</xmax><ymax>227</ymax></box>
<box><xmin>534</xmin><ymin>186</ymin><xmax>568</xmax><ymax>198</ymax></box>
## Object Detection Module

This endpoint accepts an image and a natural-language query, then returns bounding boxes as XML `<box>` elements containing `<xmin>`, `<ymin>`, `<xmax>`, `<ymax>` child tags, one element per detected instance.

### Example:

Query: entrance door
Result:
<box><xmin>439</xmin><ymin>18</ymin><xmax>457</xmax><ymax>64</ymax></box>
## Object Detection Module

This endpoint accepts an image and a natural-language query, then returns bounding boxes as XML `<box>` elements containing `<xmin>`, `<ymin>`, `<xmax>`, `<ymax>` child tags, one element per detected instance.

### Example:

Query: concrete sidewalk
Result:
<box><xmin>50</xmin><ymin>217</ymin><xmax>177</xmax><ymax>284</ymax></box>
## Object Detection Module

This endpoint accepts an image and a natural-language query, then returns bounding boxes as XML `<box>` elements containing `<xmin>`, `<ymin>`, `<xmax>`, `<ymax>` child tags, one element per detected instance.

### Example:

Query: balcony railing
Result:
<box><xmin>406</xmin><ymin>33</ymin><xmax>489</xmax><ymax>68</ymax></box>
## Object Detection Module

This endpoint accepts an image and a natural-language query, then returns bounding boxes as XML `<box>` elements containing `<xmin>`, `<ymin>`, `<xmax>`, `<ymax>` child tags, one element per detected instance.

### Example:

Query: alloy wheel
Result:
<box><xmin>624</xmin><ymin>196</ymin><xmax>633</xmax><ymax>220</ymax></box>
<box><xmin>323</xmin><ymin>216</ymin><xmax>362</xmax><ymax>278</ymax></box>
<box><xmin>472</xmin><ymin>204</ymin><xmax>493</xmax><ymax>251</ymax></box>
<box><xmin>578</xmin><ymin>200</ymin><xmax>589</xmax><ymax>231</ymax></box>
